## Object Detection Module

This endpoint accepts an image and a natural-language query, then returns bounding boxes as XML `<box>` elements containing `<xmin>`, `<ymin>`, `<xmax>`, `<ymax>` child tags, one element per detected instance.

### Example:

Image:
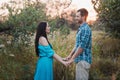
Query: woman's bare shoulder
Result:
<box><xmin>39</xmin><ymin>36</ymin><xmax>48</xmax><ymax>46</ymax></box>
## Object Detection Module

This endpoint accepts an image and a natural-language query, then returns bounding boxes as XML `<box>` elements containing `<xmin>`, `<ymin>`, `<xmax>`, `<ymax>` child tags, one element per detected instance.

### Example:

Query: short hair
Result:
<box><xmin>77</xmin><ymin>8</ymin><xmax>88</xmax><ymax>17</ymax></box>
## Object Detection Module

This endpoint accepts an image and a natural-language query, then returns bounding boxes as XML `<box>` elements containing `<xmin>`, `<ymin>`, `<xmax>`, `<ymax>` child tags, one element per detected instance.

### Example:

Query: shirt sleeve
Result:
<box><xmin>78</xmin><ymin>28</ymin><xmax>91</xmax><ymax>49</ymax></box>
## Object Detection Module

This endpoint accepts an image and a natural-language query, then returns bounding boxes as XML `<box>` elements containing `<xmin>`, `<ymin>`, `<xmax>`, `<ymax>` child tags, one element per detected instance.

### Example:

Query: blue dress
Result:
<box><xmin>34</xmin><ymin>44</ymin><xmax>55</xmax><ymax>80</ymax></box>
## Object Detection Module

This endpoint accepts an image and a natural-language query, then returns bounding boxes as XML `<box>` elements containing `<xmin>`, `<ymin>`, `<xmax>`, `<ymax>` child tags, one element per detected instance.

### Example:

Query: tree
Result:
<box><xmin>92</xmin><ymin>0</ymin><xmax>120</xmax><ymax>38</ymax></box>
<box><xmin>46</xmin><ymin>0</ymin><xmax>73</xmax><ymax>36</ymax></box>
<box><xmin>0</xmin><ymin>1</ymin><xmax>49</xmax><ymax>79</ymax></box>
<box><xmin>0</xmin><ymin>0</ymin><xmax>47</xmax><ymax>45</ymax></box>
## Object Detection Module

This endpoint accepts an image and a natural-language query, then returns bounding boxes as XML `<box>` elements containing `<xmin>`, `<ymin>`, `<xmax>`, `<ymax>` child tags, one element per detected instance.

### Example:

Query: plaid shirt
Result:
<box><xmin>74</xmin><ymin>22</ymin><xmax>92</xmax><ymax>64</ymax></box>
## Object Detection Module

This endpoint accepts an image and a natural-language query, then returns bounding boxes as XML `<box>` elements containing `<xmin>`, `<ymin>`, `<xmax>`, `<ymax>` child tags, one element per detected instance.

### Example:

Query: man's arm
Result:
<box><xmin>68</xmin><ymin>27</ymin><xmax>91</xmax><ymax>64</ymax></box>
<box><xmin>63</xmin><ymin>47</ymin><xmax>76</xmax><ymax>61</ymax></box>
<box><xmin>68</xmin><ymin>47</ymin><xmax>83</xmax><ymax>63</ymax></box>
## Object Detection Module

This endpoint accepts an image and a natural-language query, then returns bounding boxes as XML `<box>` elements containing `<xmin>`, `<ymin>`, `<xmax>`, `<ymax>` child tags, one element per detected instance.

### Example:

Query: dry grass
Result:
<box><xmin>0</xmin><ymin>30</ymin><xmax>120</xmax><ymax>80</ymax></box>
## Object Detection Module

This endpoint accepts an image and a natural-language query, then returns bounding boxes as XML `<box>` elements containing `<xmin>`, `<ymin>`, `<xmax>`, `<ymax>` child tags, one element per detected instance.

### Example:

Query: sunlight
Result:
<box><xmin>0</xmin><ymin>0</ymin><xmax>9</xmax><ymax>3</ymax></box>
<box><xmin>0</xmin><ymin>0</ymin><xmax>97</xmax><ymax>22</ymax></box>
<box><xmin>45</xmin><ymin>0</ymin><xmax>97</xmax><ymax>22</ymax></box>
<box><xmin>72</xmin><ymin>0</ymin><xmax>97</xmax><ymax>22</ymax></box>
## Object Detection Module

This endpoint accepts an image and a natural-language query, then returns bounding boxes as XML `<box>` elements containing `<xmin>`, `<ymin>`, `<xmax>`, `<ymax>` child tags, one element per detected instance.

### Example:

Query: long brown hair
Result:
<box><xmin>35</xmin><ymin>22</ymin><xmax>49</xmax><ymax>56</ymax></box>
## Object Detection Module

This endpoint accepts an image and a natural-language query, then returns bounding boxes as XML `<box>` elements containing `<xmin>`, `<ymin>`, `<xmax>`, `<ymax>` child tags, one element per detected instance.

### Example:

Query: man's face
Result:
<box><xmin>75</xmin><ymin>12</ymin><xmax>83</xmax><ymax>24</ymax></box>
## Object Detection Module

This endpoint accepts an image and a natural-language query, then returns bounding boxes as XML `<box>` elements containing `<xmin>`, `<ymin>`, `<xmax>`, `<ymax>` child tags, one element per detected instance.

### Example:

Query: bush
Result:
<box><xmin>92</xmin><ymin>0</ymin><xmax>120</xmax><ymax>38</ymax></box>
<box><xmin>0</xmin><ymin>43</ymin><xmax>36</xmax><ymax>80</ymax></box>
<box><xmin>0</xmin><ymin>0</ymin><xmax>47</xmax><ymax>45</ymax></box>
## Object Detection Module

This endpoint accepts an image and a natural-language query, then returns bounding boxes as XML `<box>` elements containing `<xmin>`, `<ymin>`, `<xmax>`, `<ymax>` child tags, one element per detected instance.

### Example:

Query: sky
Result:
<box><xmin>0</xmin><ymin>0</ymin><xmax>97</xmax><ymax>21</ymax></box>
<box><xmin>72</xmin><ymin>0</ymin><xmax>97</xmax><ymax>21</ymax></box>
<box><xmin>43</xmin><ymin>0</ymin><xmax>97</xmax><ymax>22</ymax></box>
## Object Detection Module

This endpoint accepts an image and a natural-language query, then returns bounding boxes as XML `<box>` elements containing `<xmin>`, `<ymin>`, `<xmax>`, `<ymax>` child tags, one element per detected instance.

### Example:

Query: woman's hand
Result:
<box><xmin>61</xmin><ymin>60</ymin><xmax>69</xmax><ymax>67</ymax></box>
<box><xmin>62</xmin><ymin>55</ymin><xmax>72</xmax><ymax>61</ymax></box>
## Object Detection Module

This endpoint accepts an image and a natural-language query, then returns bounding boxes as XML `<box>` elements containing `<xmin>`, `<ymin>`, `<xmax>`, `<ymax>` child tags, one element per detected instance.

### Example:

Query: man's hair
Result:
<box><xmin>77</xmin><ymin>8</ymin><xmax>88</xmax><ymax>18</ymax></box>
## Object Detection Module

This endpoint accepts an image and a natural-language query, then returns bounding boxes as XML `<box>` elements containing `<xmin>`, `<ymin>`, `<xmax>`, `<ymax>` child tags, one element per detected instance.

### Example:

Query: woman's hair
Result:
<box><xmin>35</xmin><ymin>21</ymin><xmax>49</xmax><ymax>56</ymax></box>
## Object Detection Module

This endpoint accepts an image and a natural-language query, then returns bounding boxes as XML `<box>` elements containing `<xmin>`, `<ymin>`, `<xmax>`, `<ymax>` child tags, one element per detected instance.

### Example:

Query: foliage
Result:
<box><xmin>0</xmin><ymin>0</ymin><xmax>120</xmax><ymax>79</ymax></box>
<box><xmin>0</xmin><ymin>30</ymin><xmax>120</xmax><ymax>80</ymax></box>
<box><xmin>48</xmin><ymin>17</ymin><xmax>70</xmax><ymax>36</ymax></box>
<box><xmin>92</xmin><ymin>0</ymin><xmax>120</xmax><ymax>38</ymax></box>
<box><xmin>0</xmin><ymin>39</ymin><xmax>36</xmax><ymax>80</ymax></box>
<box><xmin>98</xmin><ymin>38</ymin><xmax>120</xmax><ymax>60</ymax></box>
<box><xmin>45</xmin><ymin>0</ymin><xmax>72</xmax><ymax>17</ymax></box>
<box><xmin>51</xmin><ymin>31</ymin><xmax>120</xmax><ymax>80</ymax></box>
<box><xmin>0</xmin><ymin>0</ymin><xmax>47</xmax><ymax>45</ymax></box>
<box><xmin>0</xmin><ymin>1</ymin><xmax>47</xmax><ymax>79</ymax></box>
<box><xmin>50</xmin><ymin>31</ymin><xmax>75</xmax><ymax>80</ymax></box>
<box><xmin>90</xmin><ymin>31</ymin><xmax>120</xmax><ymax>80</ymax></box>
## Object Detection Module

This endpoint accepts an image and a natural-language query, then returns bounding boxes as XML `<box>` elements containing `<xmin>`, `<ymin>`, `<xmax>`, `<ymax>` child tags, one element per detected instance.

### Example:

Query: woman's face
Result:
<box><xmin>45</xmin><ymin>23</ymin><xmax>50</xmax><ymax>34</ymax></box>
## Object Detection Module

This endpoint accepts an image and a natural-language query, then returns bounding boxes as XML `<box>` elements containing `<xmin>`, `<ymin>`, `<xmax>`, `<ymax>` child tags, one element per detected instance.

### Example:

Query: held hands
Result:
<box><xmin>62</xmin><ymin>60</ymin><xmax>69</xmax><ymax>67</ymax></box>
<box><xmin>62</xmin><ymin>55</ymin><xmax>74</xmax><ymax>67</ymax></box>
<box><xmin>62</xmin><ymin>55</ymin><xmax>71</xmax><ymax>61</ymax></box>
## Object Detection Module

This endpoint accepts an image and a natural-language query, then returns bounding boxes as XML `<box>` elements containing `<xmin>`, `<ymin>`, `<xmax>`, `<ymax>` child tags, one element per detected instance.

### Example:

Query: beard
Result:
<box><xmin>78</xmin><ymin>20</ymin><xmax>83</xmax><ymax>24</ymax></box>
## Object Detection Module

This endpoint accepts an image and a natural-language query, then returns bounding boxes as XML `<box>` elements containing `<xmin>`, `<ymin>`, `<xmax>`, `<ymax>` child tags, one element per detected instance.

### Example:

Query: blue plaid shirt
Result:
<box><xmin>74</xmin><ymin>22</ymin><xmax>92</xmax><ymax>64</ymax></box>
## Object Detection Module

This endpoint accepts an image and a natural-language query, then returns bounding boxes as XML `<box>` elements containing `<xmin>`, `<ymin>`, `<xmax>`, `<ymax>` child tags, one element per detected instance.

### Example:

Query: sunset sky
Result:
<box><xmin>0</xmin><ymin>0</ymin><xmax>97</xmax><ymax>21</ymax></box>
<box><xmin>72</xmin><ymin>0</ymin><xmax>97</xmax><ymax>21</ymax></box>
<box><xmin>45</xmin><ymin>0</ymin><xmax>97</xmax><ymax>21</ymax></box>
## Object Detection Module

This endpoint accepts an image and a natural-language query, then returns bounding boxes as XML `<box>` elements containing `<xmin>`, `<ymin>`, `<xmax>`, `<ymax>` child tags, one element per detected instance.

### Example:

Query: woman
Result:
<box><xmin>34</xmin><ymin>21</ymin><xmax>67</xmax><ymax>80</ymax></box>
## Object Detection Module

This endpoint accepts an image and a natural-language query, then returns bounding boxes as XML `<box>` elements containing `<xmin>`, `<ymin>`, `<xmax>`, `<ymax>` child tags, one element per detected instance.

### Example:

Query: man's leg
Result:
<box><xmin>76</xmin><ymin>61</ymin><xmax>90</xmax><ymax>80</ymax></box>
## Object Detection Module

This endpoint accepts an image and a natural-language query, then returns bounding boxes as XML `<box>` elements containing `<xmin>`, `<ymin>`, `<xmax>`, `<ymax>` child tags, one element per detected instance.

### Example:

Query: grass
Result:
<box><xmin>0</xmin><ymin>30</ymin><xmax>120</xmax><ymax>80</ymax></box>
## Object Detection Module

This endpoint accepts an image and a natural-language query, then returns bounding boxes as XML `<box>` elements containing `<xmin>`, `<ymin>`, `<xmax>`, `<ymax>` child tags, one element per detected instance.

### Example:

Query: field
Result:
<box><xmin>0</xmin><ymin>30</ymin><xmax>120</xmax><ymax>80</ymax></box>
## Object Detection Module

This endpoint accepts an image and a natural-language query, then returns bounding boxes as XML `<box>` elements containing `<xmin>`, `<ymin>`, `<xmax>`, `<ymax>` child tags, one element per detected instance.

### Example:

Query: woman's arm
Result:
<box><xmin>39</xmin><ymin>36</ymin><xmax>68</xmax><ymax>66</ymax></box>
<box><xmin>53</xmin><ymin>53</ymin><xmax>68</xmax><ymax>67</ymax></box>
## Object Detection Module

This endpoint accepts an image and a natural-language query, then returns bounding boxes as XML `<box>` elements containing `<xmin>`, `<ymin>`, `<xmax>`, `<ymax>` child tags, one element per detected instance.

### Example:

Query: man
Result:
<box><xmin>64</xmin><ymin>8</ymin><xmax>92</xmax><ymax>80</ymax></box>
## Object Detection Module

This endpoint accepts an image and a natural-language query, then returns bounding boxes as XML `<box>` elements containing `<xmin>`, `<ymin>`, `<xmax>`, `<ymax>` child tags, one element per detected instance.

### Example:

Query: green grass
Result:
<box><xmin>0</xmin><ymin>30</ymin><xmax>120</xmax><ymax>80</ymax></box>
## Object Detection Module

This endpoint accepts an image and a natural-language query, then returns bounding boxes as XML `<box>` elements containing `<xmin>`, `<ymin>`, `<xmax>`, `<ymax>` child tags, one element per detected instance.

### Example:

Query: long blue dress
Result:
<box><xmin>34</xmin><ymin>44</ymin><xmax>55</xmax><ymax>80</ymax></box>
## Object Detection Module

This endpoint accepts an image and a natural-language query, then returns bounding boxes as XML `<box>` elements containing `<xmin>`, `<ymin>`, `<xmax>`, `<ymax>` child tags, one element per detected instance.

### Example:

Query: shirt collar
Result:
<box><xmin>78</xmin><ymin>22</ymin><xmax>87</xmax><ymax>29</ymax></box>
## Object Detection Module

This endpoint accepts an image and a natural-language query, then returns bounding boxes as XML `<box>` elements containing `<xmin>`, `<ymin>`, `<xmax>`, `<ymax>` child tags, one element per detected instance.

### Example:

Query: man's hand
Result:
<box><xmin>66</xmin><ymin>58</ymin><xmax>74</xmax><ymax>66</ymax></box>
<box><xmin>62</xmin><ymin>55</ymin><xmax>72</xmax><ymax>61</ymax></box>
<box><xmin>65</xmin><ymin>59</ymin><xmax>74</xmax><ymax>66</ymax></box>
